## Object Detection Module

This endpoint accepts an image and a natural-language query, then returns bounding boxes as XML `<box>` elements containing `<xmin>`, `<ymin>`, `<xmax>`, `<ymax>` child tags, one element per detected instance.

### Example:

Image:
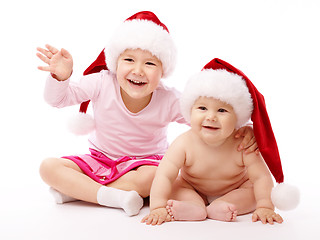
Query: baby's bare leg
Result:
<box><xmin>166</xmin><ymin>176</ymin><xmax>207</xmax><ymax>221</ymax></box>
<box><xmin>206</xmin><ymin>200</ymin><xmax>238</xmax><ymax>222</ymax></box>
<box><xmin>207</xmin><ymin>180</ymin><xmax>256</xmax><ymax>221</ymax></box>
<box><xmin>166</xmin><ymin>200</ymin><xmax>207</xmax><ymax>221</ymax></box>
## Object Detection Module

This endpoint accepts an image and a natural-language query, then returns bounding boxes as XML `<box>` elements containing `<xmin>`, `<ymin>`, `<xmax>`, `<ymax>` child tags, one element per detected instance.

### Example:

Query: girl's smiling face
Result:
<box><xmin>116</xmin><ymin>48</ymin><xmax>163</xmax><ymax>113</ymax></box>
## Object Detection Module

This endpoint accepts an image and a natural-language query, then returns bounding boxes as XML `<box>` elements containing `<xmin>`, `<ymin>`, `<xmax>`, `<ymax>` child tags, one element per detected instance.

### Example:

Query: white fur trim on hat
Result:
<box><xmin>271</xmin><ymin>183</ymin><xmax>300</xmax><ymax>211</ymax></box>
<box><xmin>180</xmin><ymin>69</ymin><xmax>253</xmax><ymax>129</ymax></box>
<box><xmin>68</xmin><ymin>112</ymin><xmax>95</xmax><ymax>135</ymax></box>
<box><xmin>105</xmin><ymin>19</ymin><xmax>176</xmax><ymax>78</ymax></box>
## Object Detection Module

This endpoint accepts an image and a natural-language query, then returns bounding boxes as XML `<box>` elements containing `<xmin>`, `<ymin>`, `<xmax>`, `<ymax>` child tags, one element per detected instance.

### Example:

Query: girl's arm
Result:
<box><xmin>43</xmin><ymin>72</ymin><xmax>102</xmax><ymax>108</ymax></box>
<box><xmin>235</xmin><ymin>124</ymin><xmax>259</xmax><ymax>154</ymax></box>
<box><xmin>38</xmin><ymin>45</ymin><xmax>104</xmax><ymax>108</ymax></box>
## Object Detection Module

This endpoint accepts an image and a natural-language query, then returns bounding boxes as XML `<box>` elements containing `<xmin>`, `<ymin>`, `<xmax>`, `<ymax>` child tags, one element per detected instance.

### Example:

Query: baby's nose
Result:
<box><xmin>206</xmin><ymin>111</ymin><xmax>217</xmax><ymax>121</ymax></box>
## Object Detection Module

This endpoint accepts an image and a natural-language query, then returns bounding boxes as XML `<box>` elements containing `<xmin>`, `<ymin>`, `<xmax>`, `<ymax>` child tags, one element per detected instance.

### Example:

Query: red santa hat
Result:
<box><xmin>68</xmin><ymin>11</ymin><xmax>176</xmax><ymax>135</ymax></box>
<box><xmin>106</xmin><ymin>11</ymin><xmax>176</xmax><ymax>78</ymax></box>
<box><xmin>180</xmin><ymin>58</ymin><xmax>299</xmax><ymax>211</ymax></box>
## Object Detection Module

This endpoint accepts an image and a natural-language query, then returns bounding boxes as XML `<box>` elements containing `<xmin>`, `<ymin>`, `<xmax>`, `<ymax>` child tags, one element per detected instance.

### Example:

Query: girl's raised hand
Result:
<box><xmin>36</xmin><ymin>44</ymin><xmax>73</xmax><ymax>81</ymax></box>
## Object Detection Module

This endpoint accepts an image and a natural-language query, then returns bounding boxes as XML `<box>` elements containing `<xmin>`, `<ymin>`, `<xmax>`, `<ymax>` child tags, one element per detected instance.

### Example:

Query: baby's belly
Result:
<box><xmin>181</xmin><ymin>171</ymin><xmax>248</xmax><ymax>196</ymax></box>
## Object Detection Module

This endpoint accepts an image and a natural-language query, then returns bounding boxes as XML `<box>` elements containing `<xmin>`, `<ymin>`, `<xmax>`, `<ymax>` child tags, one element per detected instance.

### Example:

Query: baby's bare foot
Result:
<box><xmin>207</xmin><ymin>201</ymin><xmax>238</xmax><ymax>222</ymax></box>
<box><xmin>166</xmin><ymin>200</ymin><xmax>207</xmax><ymax>221</ymax></box>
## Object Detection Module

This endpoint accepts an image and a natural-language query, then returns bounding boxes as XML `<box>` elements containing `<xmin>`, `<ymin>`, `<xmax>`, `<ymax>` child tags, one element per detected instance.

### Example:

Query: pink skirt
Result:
<box><xmin>63</xmin><ymin>148</ymin><xmax>163</xmax><ymax>185</ymax></box>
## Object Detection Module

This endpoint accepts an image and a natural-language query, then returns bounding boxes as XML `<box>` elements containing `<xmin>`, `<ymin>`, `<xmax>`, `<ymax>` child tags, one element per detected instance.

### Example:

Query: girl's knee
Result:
<box><xmin>39</xmin><ymin>158</ymin><xmax>76</xmax><ymax>181</ymax></box>
<box><xmin>40</xmin><ymin>158</ymin><xmax>56</xmax><ymax>173</ymax></box>
<box><xmin>40</xmin><ymin>158</ymin><xmax>80</xmax><ymax>176</ymax></box>
<box><xmin>39</xmin><ymin>158</ymin><xmax>59</xmax><ymax>180</ymax></box>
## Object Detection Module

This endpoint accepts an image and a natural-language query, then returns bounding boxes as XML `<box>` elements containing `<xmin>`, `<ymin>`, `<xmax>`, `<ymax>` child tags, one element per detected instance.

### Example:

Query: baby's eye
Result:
<box><xmin>198</xmin><ymin>106</ymin><xmax>207</xmax><ymax>111</ymax></box>
<box><xmin>218</xmin><ymin>108</ymin><xmax>227</xmax><ymax>113</ymax></box>
<box><xmin>124</xmin><ymin>58</ymin><xmax>134</xmax><ymax>62</ymax></box>
<box><xmin>146</xmin><ymin>61</ymin><xmax>156</xmax><ymax>66</ymax></box>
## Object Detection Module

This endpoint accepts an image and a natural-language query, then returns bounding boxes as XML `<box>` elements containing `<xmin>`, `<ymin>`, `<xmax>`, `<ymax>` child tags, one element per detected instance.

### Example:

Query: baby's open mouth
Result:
<box><xmin>128</xmin><ymin>79</ymin><xmax>147</xmax><ymax>86</ymax></box>
<box><xmin>203</xmin><ymin>126</ymin><xmax>219</xmax><ymax>130</ymax></box>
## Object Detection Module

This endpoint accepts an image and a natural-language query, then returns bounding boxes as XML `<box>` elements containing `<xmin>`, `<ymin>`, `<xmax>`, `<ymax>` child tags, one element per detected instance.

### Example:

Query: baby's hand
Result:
<box><xmin>37</xmin><ymin>44</ymin><xmax>73</xmax><ymax>81</ymax></box>
<box><xmin>252</xmin><ymin>208</ymin><xmax>283</xmax><ymax>224</ymax></box>
<box><xmin>141</xmin><ymin>207</ymin><xmax>172</xmax><ymax>225</ymax></box>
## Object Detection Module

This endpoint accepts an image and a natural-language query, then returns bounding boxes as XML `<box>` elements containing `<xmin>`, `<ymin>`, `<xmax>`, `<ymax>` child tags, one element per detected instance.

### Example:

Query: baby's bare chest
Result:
<box><xmin>185</xmin><ymin>156</ymin><xmax>242</xmax><ymax>178</ymax></box>
<box><xmin>182</xmin><ymin>149</ymin><xmax>247</xmax><ymax>187</ymax></box>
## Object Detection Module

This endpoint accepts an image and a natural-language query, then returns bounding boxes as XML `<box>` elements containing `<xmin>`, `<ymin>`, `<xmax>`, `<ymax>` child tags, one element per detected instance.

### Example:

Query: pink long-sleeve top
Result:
<box><xmin>44</xmin><ymin>70</ymin><xmax>187</xmax><ymax>159</ymax></box>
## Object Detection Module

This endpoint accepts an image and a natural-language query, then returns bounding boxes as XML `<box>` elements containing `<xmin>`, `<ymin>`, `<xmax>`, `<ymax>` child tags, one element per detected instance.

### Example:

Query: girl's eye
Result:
<box><xmin>218</xmin><ymin>108</ymin><xmax>227</xmax><ymax>113</ymax></box>
<box><xmin>146</xmin><ymin>62</ymin><xmax>156</xmax><ymax>66</ymax></box>
<box><xmin>124</xmin><ymin>58</ymin><xmax>134</xmax><ymax>62</ymax></box>
<box><xmin>198</xmin><ymin>106</ymin><xmax>207</xmax><ymax>111</ymax></box>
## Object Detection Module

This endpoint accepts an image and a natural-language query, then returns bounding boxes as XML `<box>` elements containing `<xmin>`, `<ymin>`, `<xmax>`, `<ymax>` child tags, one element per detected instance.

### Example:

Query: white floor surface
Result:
<box><xmin>1</xmin><ymin>182</ymin><xmax>319</xmax><ymax>240</ymax></box>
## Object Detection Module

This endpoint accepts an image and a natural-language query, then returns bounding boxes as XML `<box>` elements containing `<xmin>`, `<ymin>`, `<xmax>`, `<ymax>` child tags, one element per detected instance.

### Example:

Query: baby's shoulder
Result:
<box><xmin>168</xmin><ymin>131</ymin><xmax>193</xmax><ymax>152</ymax></box>
<box><xmin>172</xmin><ymin>130</ymin><xmax>191</xmax><ymax>146</ymax></box>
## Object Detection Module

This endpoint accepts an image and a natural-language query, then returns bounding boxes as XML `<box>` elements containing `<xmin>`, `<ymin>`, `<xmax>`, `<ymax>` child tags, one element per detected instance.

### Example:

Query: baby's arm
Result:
<box><xmin>142</xmin><ymin>134</ymin><xmax>187</xmax><ymax>225</ymax></box>
<box><xmin>37</xmin><ymin>44</ymin><xmax>73</xmax><ymax>81</ymax></box>
<box><xmin>243</xmin><ymin>153</ymin><xmax>283</xmax><ymax>224</ymax></box>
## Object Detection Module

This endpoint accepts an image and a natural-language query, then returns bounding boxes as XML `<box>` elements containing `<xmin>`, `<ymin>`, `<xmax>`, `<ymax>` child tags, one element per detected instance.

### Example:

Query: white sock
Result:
<box><xmin>49</xmin><ymin>187</ymin><xmax>78</xmax><ymax>204</ymax></box>
<box><xmin>97</xmin><ymin>186</ymin><xmax>143</xmax><ymax>216</ymax></box>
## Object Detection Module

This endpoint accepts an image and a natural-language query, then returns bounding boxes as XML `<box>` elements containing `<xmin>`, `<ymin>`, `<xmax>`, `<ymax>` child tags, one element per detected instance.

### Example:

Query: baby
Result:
<box><xmin>142</xmin><ymin>58</ymin><xmax>286</xmax><ymax>225</ymax></box>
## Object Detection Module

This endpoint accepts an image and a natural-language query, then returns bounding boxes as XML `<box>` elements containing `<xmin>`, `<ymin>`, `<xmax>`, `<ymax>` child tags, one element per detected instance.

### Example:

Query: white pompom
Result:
<box><xmin>68</xmin><ymin>112</ymin><xmax>95</xmax><ymax>135</ymax></box>
<box><xmin>271</xmin><ymin>183</ymin><xmax>300</xmax><ymax>211</ymax></box>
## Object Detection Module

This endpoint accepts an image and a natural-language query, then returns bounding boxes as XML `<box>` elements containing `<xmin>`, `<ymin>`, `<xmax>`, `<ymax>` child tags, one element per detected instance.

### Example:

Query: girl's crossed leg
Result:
<box><xmin>39</xmin><ymin>157</ymin><xmax>157</xmax><ymax>216</ymax></box>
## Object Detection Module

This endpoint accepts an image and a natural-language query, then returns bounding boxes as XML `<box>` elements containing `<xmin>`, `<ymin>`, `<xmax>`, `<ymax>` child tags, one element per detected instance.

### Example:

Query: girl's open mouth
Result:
<box><xmin>128</xmin><ymin>79</ymin><xmax>147</xmax><ymax>86</ymax></box>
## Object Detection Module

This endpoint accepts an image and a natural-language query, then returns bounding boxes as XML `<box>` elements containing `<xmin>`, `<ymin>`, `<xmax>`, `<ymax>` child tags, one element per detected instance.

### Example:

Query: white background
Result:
<box><xmin>1</xmin><ymin>0</ymin><xmax>319</xmax><ymax>239</ymax></box>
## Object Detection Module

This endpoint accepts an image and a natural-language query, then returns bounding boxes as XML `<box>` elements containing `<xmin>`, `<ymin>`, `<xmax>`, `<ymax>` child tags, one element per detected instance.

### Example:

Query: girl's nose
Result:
<box><xmin>132</xmin><ymin>63</ymin><xmax>144</xmax><ymax>76</ymax></box>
